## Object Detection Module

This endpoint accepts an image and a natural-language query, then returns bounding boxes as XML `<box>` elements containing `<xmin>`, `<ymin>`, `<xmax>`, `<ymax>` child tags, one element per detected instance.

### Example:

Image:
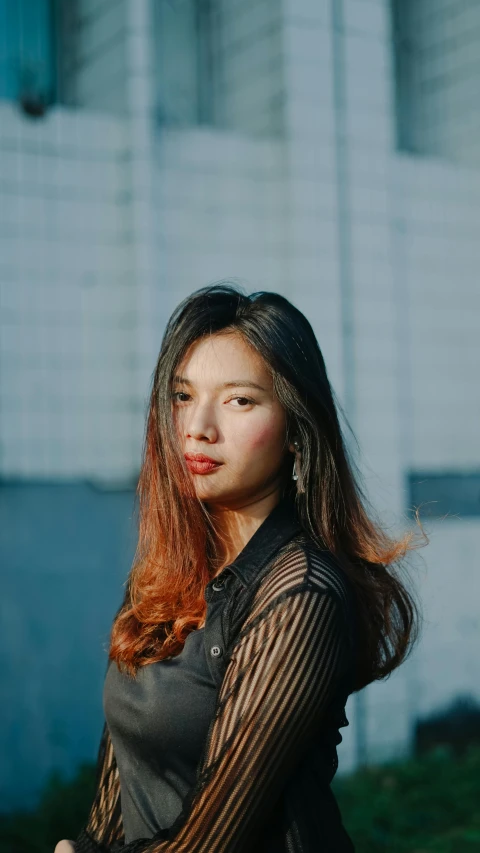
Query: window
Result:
<box><xmin>407</xmin><ymin>470</ymin><xmax>480</xmax><ymax>519</ymax></box>
<box><xmin>390</xmin><ymin>0</ymin><xmax>416</xmax><ymax>153</ymax></box>
<box><xmin>153</xmin><ymin>0</ymin><xmax>217</xmax><ymax>127</ymax></box>
<box><xmin>390</xmin><ymin>0</ymin><xmax>480</xmax><ymax>166</ymax></box>
<box><xmin>151</xmin><ymin>0</ymin><xmax>284</xmax><ymax>136</ymax></box>
<box><xmin>0</xmin><ymin>0</ymin><xmax>56</xmax><ymax>114</ymax></box>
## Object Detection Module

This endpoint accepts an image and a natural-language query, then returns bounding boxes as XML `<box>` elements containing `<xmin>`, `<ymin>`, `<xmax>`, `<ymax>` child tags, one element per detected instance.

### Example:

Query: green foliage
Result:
<box><xmin>0</xmin><ymin>763</ymin><xmax>95</xmax><ymax>853</ymax></box>
<box><xmin>332</xmin><ymin>745</ymin><xmax>480</xmax><ymax>852</ymax></box>
<box><xmin>0</xmin><ymin>746</ymin><xmax>479</xmax><ymax>852</ymax></box>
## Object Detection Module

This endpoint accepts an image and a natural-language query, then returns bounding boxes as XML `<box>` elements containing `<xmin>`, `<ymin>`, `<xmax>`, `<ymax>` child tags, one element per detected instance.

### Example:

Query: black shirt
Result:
<box><xmin>104</xmin><ymin>626</ymin><xmax>218</xmax><ymax>842</ymax></box>
<box><xmin>75</xmin><ymin>492</ymin><xmax>357</xmax><ymax>852</ymax></box>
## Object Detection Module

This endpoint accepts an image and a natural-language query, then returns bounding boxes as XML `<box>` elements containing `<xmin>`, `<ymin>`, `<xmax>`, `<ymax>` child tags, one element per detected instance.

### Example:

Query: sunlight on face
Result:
<box><xmin>172</xmin><ymin>332</ymin><xmax>290</xmax><ymax>507</ymax></box>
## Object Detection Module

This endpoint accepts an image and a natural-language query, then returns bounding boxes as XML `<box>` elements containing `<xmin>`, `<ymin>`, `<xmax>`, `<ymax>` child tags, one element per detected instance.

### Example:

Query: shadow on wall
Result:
<box><xmin>0</xmin><ymin>479</ymin><xmax>138</xmax><ymax>812</ymax></box>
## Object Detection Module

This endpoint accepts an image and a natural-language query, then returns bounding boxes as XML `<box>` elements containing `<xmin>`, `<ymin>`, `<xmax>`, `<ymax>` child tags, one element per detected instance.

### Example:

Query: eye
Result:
<box><xmin>228</xmin><ymin>396</ymin><xmax>255</xmax><ymax>407</ymax></box>
<box><xmin>171</xmin><ymin>392</ymin><xmax>255</xmax><ymax>407</ymax></box>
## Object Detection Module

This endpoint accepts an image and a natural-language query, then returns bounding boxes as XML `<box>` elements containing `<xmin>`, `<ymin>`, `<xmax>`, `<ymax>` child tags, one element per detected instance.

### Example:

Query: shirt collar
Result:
<box><xmin>217</xmin><ymin>492</ymin><xmax>304</xmax><ymax>588</ymax></box>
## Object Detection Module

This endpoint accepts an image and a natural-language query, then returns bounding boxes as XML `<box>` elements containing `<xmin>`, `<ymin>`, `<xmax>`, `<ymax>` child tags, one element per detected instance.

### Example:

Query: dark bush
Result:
<box><xmin>0</xmin><ymin>763</ymin><xmax>95</xmax><ymax>853</ymax></box>
<box><xmin>1</xmin><ymin>746</ymin><xmax>479</xmax><ymax>852</ymax></box>
<box><xmin>333</xmin><ymin>744</ymin><xmax>480</xmax><ymax>852</ymax></box>
<box><xmin>414</xmin><ymin>695</ymin><xmax>480</xmax><ymax>758</ymax></box>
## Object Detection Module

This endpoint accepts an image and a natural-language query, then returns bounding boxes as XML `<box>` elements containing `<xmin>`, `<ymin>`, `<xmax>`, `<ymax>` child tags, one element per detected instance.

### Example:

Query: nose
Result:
<box><xmin>182</xmin><ymin>401</ymin><xmax>218</xmax><ymax>443</ymax></box>
<box><xmin>186</xmin><ymin>424</ymin><xmax>217</xmax><ymax>442</ymax></box>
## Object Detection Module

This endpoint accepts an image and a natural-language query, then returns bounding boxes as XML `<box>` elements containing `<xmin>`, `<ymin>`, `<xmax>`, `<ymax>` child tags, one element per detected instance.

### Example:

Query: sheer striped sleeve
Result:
<box><xmin>76</xmin><ymin>720</ymin><xmax>125</xmax><ymax>851</ymax></box>
<box><xmin>75</xmin><ymin>581</ymin><xmax>353</xmax><ymax>853</ymax></box>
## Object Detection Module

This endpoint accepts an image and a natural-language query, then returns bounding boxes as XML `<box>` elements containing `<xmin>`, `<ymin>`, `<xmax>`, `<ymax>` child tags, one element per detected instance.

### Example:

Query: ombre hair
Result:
<box><xmin>109</xmin><ymin>281</ymin><xmax>425</xmax><ymax>687</ymax></box>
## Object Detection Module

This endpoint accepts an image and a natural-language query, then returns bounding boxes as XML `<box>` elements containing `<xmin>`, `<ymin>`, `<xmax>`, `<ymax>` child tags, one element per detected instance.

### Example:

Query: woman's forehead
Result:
<box><xmin>177</xmin><ymin>334</ymin><xmax>271</xmax><ymax>382</ymax></box>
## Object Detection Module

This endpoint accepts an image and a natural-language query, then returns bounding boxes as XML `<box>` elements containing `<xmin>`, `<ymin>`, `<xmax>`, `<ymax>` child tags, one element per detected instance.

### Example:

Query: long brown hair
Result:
<box><xmin>109</xmin><ymin>282</ymin><xmax>426</xmax><ymax>689</ymax></box>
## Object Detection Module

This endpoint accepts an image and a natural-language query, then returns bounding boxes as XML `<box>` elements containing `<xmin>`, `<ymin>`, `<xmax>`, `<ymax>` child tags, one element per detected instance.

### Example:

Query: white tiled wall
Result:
<box><xmin>145</xmin><ymin>126</ymin><xmax>289</xmax><ymax>385</ymax></box>
<box><xmin>0</xmin><ymin>103</ymin><xmax>135</xmax><ymax>480</ymax></box>
<box><xmin>395</xmin><ymin>155</ymin><xmax>480</xmax><ymax>468</ymax></box>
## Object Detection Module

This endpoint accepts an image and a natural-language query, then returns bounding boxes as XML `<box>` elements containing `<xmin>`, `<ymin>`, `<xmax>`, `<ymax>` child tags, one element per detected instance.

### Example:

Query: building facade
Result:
<box><xmin>1</xmin><ymin>0</ymin><xmax>479</xmax><ymax>810</ymax></box>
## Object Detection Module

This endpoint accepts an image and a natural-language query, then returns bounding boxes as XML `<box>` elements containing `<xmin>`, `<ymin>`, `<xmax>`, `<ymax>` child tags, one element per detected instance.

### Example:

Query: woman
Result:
<box><xmin>57</xmin><ymin>282</ymin><xmax>423</xmax><ymax>853</ymax></box>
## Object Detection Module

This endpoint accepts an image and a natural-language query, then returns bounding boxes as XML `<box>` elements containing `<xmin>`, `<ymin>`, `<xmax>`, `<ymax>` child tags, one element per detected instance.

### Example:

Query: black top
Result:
<box><xmin>75</xmin><ymin>492</ymin><xmax>357</xmax><ymax>852</ymax></box>
<box><xmin>104</xmin><ymin>626</ymin><xmax>218</xmax><ymax>842</ymax></box>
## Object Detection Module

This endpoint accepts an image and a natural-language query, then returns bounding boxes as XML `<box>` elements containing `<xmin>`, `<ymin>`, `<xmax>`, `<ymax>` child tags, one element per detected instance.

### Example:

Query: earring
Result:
<box><xmin>292</xmin><ymin>438</ymin><xmax>305</xmax><ymax>493</ymax></box>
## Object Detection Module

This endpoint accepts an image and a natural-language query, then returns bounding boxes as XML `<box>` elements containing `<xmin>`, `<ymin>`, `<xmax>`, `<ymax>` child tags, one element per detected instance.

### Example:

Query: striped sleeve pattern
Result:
<box><xmin>75</xmin><ymin>543</ymin><xmax>353</xmax><ymax>853</ymax></box>
<box><xmin>78</xmin><ymin>720</ymin><xmax>125</xmax><ymax>851</ymax></box>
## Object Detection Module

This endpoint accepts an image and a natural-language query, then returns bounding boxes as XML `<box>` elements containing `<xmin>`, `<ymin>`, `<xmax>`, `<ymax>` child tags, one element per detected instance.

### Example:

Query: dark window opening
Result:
<box><xmin>153</xmin><ymin>0</ymin><xmax>219</xmax><ymax>128</ymax></box>
<box><xmin>407</xmin><ymin>470</ymin><xmax>480</xmax><ymax>519</ymax></box>
<box><xmin>0</xmin><ymin>0</ymin><xmax>56</xmax><ymax>115</ymax></box>
<box><xmin>0</xmin><ymin>0</ymin><xmax>78</xmax><ymax>117</ymax></box>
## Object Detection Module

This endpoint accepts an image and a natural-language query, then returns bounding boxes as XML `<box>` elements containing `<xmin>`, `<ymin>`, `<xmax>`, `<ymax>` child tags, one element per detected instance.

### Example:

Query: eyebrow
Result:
<box><xmin>173</xmin><ymin>375</ymin><xmax>268</xmax><ymax>392</ymax></box>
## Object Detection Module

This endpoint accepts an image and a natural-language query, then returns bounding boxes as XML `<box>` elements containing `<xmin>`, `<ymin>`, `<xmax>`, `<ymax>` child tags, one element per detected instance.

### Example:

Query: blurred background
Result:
<box><xmin>1</xmin><ymin>0</ymin><xmax>479</xmax><ymax>843</ymax></box>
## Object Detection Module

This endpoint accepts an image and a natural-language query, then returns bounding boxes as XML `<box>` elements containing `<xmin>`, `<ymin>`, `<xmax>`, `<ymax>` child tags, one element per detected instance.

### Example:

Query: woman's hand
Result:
<box><xmin>54</xmin><ymin>841</ymin><xmax>75</xmax><ymax>853</ymax></box>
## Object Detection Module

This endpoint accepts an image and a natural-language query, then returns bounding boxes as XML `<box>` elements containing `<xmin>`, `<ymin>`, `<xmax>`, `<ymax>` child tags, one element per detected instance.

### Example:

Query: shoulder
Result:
<box><xmin>251</xmin><ymin>533</ymin><xmax>354</xmax><ymax>620</ymax></box>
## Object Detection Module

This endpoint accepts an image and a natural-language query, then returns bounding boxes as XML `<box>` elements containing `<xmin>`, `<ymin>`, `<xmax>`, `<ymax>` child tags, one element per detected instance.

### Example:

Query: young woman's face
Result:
<box><xmin>172</xmin><ymin>332</ymin><xmax>293</xmax><ymax>507</ymax></box>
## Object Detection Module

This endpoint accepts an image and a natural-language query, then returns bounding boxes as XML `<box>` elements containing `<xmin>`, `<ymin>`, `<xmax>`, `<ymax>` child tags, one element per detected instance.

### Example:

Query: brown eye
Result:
<box><xmin>229</xmin><ymin>396</ymin><xmax>255</xmax><ymax>407</ymax></box>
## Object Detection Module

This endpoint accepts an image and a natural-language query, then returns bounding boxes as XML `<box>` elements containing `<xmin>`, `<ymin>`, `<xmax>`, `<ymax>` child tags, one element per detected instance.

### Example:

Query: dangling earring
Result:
<box><xmin>292</xmin><ymin>438</ymin><xmax>305</xmax><ymax>494</ymax></box>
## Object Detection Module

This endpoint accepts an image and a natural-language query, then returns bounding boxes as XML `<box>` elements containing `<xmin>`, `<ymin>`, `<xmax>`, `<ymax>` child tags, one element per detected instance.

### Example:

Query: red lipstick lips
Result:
<box><xmin>184</xmin><ymin>452</ymin><xmax>223</xmax><ymax>474</ymax></box>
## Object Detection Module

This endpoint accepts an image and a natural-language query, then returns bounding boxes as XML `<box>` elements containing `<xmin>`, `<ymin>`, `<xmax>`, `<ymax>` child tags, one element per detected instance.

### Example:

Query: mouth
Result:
<box><xmin>184</xmin><ymin>454</ymin><xmax>223</xmax><ymax>475</ymax></box>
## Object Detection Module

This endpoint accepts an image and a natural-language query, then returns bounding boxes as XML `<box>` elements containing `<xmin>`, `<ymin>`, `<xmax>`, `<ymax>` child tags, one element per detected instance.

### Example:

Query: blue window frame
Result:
<box><xmin>0</xmin><ymin>0</ymin><xmax>56</xmax><ymax>106</ymax></box>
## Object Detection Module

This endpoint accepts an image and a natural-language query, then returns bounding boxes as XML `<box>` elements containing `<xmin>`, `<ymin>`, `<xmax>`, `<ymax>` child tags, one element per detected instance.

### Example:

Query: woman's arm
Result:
<box><xmin>74</xmin><ymin>585</ymin><xmax>352</xmax><ymax>853</ymax></box>
<box><xmin>74</xmin><ymin>719</ymin><xmax>125</xmax><ymax>851</ymax></box>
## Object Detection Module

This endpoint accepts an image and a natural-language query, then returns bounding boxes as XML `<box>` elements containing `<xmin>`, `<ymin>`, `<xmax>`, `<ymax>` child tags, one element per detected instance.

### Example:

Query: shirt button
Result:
<box><xmin>212</xmin><ymin>579</ymin><xmax>224</xmax><ymax>591</ymax></box>
<box><xmin>210</xmin><ymin>645</ymin><xmax>223</xmax><ymax>658</ymax></box>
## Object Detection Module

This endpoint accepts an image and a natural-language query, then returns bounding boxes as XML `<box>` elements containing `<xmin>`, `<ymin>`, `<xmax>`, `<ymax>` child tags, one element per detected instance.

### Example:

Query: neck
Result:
<box><xmin>206</xmin><ymin>486</ymin><xmax>286</xmax><ymax>572</ymax></box>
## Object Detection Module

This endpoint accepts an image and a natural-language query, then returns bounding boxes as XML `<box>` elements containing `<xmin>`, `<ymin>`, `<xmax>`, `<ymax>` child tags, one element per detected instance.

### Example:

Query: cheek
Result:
<box><xmin>239</xmin><ymin>419</ymin><xmax>285</xmax><ymax>454</ymax></box>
